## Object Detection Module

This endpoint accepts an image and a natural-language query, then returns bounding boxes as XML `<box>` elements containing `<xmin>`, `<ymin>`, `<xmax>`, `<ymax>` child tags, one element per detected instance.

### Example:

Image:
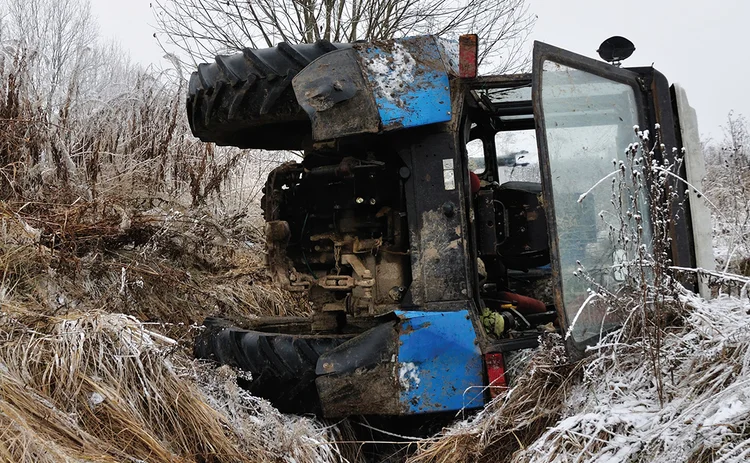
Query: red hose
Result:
<box><xmin>498</xmin><ymin>291</ymin><xmax>546</xmax><ymax>314</ymax></box>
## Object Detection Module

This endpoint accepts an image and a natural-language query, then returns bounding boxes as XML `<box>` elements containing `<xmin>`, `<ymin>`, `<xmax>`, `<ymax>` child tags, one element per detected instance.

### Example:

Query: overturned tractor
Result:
<box><xmin>190</xmin><ymin>35</ymin><xmax>712</xmax><ymax>417</ymax></box>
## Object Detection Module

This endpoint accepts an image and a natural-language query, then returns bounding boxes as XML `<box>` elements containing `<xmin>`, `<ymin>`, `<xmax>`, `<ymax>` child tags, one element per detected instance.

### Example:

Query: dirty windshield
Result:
<box><xmin>539</xmin><ymin>61</ymin><xmax>652</xmax><ymax>343</ymax></box>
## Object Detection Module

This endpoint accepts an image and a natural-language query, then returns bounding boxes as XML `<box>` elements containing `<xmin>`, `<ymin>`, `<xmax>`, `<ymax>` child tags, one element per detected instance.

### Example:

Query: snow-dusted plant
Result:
<box><xmin>0</xmin><ymin>0</ymin><xmax>280</xmax><ymax>214</ymax></box>
<box><xmin>571</xmin><ymin>124</ymin><xmax>686</xmax><ymax>404</ymax></box>
<box><xmin>506</xmin><ymin>128</ymin><xmax>750</xmax><ymax>463</ymax></box>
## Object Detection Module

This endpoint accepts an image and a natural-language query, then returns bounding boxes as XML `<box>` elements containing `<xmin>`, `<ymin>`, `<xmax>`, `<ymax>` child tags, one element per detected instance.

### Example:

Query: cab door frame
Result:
<box><xmin>531</xmin><ymin>41</ymin><xmax>693</xmax><ymax>353</ymax></box>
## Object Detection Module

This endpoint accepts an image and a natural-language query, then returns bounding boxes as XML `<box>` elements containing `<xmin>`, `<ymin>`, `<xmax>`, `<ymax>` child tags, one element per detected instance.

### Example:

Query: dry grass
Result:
<box><xmin>512</xmin><ymin>293</ymin><xmax>750</xmax><ymax>463</ymax></box>
<box><xmin>0</xmin><ymin>169</ymin><xmax>339</xmax><ymax>463</ymax></box>
<box><xmin>408</xmin><ymin>334</ymin><xmax>580</xmax><ymax>463</ymax></box>
<box><xmin>0</xmin><ymin>199</ymin><xmax>306</xmax><ymax>326</ymax></box>
<box><xmin>0</xmin><ymin>308</ymin><xmax>252</xmax><ymax>462</ymax></box>
<box><xmin>0</xmin><ymin>183</ymin><xmax>364</xmax><ymax>462</ymax></box>
<box><xmin>0</xmin><ymin>305</ymin><xmax>352</xmax><ymax>463</ymax></box>
<box><xmin>0</xmin><ymin>20</ymin><xmax>342</xmax><ymax>461</ymax></box>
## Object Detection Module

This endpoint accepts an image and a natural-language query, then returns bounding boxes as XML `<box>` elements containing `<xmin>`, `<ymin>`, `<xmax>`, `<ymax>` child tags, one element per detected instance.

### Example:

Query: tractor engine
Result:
<box><xmin>263</xmin><ymin>153</ymin><xmax>410</xmax><ymax>321</ymax></box>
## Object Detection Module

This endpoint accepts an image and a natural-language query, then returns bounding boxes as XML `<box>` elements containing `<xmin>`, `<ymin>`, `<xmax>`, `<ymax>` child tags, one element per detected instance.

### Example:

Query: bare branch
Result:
<box><xmin>153</xmin><ymin>0</ymin><xmax>535</xmax><ymax>72</ymax></box>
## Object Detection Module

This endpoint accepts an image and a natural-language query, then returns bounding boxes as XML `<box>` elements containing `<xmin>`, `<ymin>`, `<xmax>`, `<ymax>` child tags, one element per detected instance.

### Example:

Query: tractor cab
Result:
<box><xmin>464</xmin><ymin>38</ymin><xmax>712</xmax><ymax>356</ymax></box>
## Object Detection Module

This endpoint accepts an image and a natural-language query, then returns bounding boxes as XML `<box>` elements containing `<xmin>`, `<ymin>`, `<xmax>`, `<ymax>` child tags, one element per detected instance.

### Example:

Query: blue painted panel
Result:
<box><xmin>357</xmin><ymin>36</ymin><xmax>452</xmax><ymax>130</ymax></box>
<box><xmin>396</xmin><ymin>310</ymin><xmax>485</xmax><ymax>414</ymax></box>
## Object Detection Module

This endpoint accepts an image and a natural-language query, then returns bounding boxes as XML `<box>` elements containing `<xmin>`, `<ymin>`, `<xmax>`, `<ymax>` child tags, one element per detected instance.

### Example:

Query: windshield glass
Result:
<box><xmin>467</xmin><ymin>138</ymin><xmax>485</xmax><ymax>174</ymax></box>
<box><xmin>539</xmin><ymin>61</ymin><xmax>652</xmax><ymax>343</ymax></box>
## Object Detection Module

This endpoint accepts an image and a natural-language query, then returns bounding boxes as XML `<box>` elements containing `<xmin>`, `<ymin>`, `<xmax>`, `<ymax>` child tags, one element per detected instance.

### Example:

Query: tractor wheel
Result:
<box><xmin>194</xmin><ymin>317</ymin><xmax>349</xmax><ymax>414</ymax></box>
<box><xmin>187</xmin><ymin>41</ymin><xmax>346</xmax><ymax>150</ymax></box>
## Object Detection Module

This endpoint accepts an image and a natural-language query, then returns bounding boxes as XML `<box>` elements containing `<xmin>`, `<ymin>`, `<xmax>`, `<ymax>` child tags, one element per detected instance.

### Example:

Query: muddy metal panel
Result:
<box><xmin>315</xmin><ymin>322</ymin><xmax>403</xmax><ymax>417</ymax></box>
<box><xmin>292</xmin><ymin>48</ymin><xmax>381</xmax><ymax>141</ymax></box>
<box><xmin>355</xmin><ymin>36</ymin><xmax>454</xmax><ymax>131</ymax></box>
<box><xmin>315</xmin><ymin>310</ymin><xmax>485</xmax><ymax>417</ymax></box>
<box><xmin>293</xmin><ymin>35</ymin><xmax>455</xmax><ymax>140</ymax></box>
<box><xmin>397</xmin><ymin>131</ymin><xmax>474</xmax><ymax>306</ymax></box>
<box><xmin>396</xmin><ymin>310</ymin><xmax>485</xmax><ymax>413</ymax></box>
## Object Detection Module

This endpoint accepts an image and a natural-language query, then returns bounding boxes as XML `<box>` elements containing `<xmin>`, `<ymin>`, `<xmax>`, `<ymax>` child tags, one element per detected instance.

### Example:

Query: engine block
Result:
<box><xmin>263</xmin><ymin>155</ymin><xmax>410</xmax><ymax>319</ymax></box>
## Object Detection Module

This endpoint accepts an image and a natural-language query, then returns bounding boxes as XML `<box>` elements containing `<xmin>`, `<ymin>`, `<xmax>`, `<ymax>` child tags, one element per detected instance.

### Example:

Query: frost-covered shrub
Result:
<box><xmin>704</xmin><ymin>112</ymin><xmax>750</xmax><ymax>276</ymax></box>
<box><xmin>0</xmin><ymin>0</ymin><xmax>285</xmax><ymax>215</ymax></box>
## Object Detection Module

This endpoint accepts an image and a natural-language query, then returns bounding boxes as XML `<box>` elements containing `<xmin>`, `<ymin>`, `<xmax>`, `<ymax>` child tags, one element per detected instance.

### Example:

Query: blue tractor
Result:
<box><xmin>190</xmin><ymin>35</ymin><xmax>712</xmax><ymax>417</ymax></box>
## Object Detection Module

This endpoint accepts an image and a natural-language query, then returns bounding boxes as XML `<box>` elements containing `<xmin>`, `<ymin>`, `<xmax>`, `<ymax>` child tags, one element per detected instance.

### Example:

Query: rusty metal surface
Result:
<box><xmin>260</xmin><ymin>153</ymin><xmax>408</xmax><ymax>318</ymax></box>
<box><xmin>458</xmin><ymin>34</ymin><xmax>478</xmax><ymax>78</ymax></box>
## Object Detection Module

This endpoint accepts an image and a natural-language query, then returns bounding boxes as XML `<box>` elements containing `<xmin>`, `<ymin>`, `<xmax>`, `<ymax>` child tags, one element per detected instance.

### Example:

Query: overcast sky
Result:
<box><xmin>90</xmin><ymin>0</ymin><xmax>747</xmax><ymax>142</ymax></box>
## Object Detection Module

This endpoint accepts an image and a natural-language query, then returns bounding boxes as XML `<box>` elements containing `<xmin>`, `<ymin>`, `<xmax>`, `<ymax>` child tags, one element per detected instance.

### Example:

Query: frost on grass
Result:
<box><xmin>517</xmin><ymin>294</ymin><xmax>750</xmax><ymax>463</ymax></box>
<box><xmin>193</xmin><ymin>364</ymin><xmax>347</xmax><ymax>463</ymax></box>
<box><xmin>0</xmin><ymin>310</ymin><xmax>346</xmax><ymax>463</ymax></box>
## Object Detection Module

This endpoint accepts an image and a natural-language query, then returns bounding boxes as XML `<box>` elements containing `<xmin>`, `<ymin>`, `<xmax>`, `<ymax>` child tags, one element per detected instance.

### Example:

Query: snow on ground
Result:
<box><xmin>518</xmin><ymin>293</ymin><xmax>750</xmax><ymax>463</ymax></box>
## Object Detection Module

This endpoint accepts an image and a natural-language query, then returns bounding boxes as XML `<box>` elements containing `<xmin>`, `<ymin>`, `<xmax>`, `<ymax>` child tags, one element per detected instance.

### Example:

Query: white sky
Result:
<box><xmin>90</xmin><ymin>0</ymin><xmax>747</xmax><ymax>142</ymax></box>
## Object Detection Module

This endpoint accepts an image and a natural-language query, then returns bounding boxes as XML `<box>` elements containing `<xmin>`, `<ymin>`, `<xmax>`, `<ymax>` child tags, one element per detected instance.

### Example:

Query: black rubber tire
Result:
<box><xmin>187</xmin><ymin>41</ymin><xmax>346</xmax><ymax>150</ymax></box>
<box><xmin>194</xmin><ymin>317</ymin><xmax>348</xmax><ymax>414</ymax></box>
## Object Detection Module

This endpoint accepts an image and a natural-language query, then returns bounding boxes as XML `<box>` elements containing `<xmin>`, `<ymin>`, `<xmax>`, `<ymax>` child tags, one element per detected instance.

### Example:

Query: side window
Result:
<box><xmin>495</xmin><ymin>130</ymin><xmax>540</xmax><ymax>183</ymax></box>
<box><xmin>466</xmin><ymin>138</ymin><xmax>485</xmax><ymax>174</ymax></box>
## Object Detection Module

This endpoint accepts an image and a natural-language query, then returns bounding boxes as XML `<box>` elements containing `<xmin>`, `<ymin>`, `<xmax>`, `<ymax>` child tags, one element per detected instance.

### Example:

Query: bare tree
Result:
<box><xmin>5</xmin><ymin>0</ymin><xmax>98</xmax><ymax>119</ymax></box>
<box><xmin>152</xmin><ymin>0</ymin><xmax>535</xmax><ymax>72</ymax></box>
<box><xmin>722</xmin><ymin>111</ymin><xmax>749</xmax><ymax>168</ymax></box>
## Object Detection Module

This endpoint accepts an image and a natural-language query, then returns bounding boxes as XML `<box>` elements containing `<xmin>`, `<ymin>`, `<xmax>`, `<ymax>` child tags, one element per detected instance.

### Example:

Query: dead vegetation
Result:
<box><xmin>0</xmin><ymin>307</ymin><xmax>354</xmax><ymax>462</ymax></box>
<box><xmin>0</xmin><ymin>309</ymin><xmax>242</xmax><ymax>462</ymax></box>
<box><xmin>514</xmin><ymin>293</ymin><xmax>750</xmax><ymax>463</ymax></box>
<box><xmin>407</xmin><ymin>334</ymin><xmax>578</xmax><ymax>463</ymax></box>
<box><xmin>704</xmin><ymin>112</ymin><xmax>750</xmax><ymax>277</ymax></box>
<box><xmin>0</xmin><ymin>178</ymin><xmax>350</xmax><ymax>463</ymax></box>
<box><xmin>0</xmin><ymin>2</ymin><xmax>343</xmax><ymax>461</ymax></box>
